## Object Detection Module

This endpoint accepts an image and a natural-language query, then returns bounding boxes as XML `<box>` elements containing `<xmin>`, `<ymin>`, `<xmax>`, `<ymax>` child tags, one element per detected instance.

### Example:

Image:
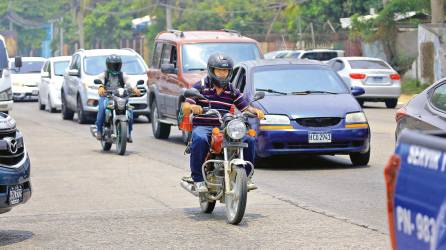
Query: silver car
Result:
<box><xmin>328</xmin><ymin>57</ymin><xmax>401</xmax><ymax>108</ymax></box>
<box><xmin>39</xmin><ymin>56</ymin><xmax>71</xmax><ymax>112</ymax></box>
<box><xmin>61</xmin><ymin>49</ymin><xmax>149</xmax><ymax>124</ymax></box>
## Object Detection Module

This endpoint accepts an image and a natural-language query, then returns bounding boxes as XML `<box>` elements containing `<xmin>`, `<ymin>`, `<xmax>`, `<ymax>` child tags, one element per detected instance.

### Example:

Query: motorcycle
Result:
<box><xmin>90</xmin><ymin>79</ymin><xmax>143</xmax><ymax>155</ymax></box>
<box><xmin>180</xmin><ymin>88</ymin><xmax>265</xmax><ymax>225</ymax></box>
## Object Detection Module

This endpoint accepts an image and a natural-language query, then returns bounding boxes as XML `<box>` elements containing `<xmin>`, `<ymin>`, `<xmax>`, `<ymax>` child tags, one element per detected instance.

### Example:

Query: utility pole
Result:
<box><xmin>75</xmin><ymin>0</ymin><xmax>86</xmax><ymax>49</ymax></box>
<box><xmin>165</xmin><ymin>0</ymin><xmax>172</xmax><ymax>30</ymax></box>
<box><xmin>59</xmin><ymin>17</ymin><xmax>64</xmax><ymax>56</ymax></box>
<box><xmin>431</xmin><ymin>0</ymin><xmax>444</xmax><ymax>24</ymax></box>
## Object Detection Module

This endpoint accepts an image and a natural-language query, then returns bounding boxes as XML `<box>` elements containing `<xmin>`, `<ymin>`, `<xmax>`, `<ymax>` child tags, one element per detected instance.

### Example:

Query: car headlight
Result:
<box><xmin>226</xmin><ymin>119</ymin><xmax>247</xmax><ymax>140</ymax></box>
<box><xmin>0</xmin><ymin>116</ymin><xmax>16</xmax><ymax>130</ymax></box>
<box><xmin>260</xmin><ymin>115</ymin><xmax>291</xmax><ymax>125</ymax></box>
<box><xmin>345</xmin><ymin>112</ymin><xmax>368</xmax><ymax>124</ymax></box>
<box><xmin>0</xmin><ymin>88</ymin><xmax>12</xmax><ymax>101</ymax></box>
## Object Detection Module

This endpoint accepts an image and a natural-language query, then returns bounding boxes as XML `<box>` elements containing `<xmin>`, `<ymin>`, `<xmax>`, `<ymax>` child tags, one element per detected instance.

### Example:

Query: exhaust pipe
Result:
<box><xmin>180</xmin><ymin>180</ymin><xmax>198</xmax><ymax>197</ymax></box>
<box><xmin>89</xmin><ymin>125</ymin><xmax>97</xmax><ymax>137</ymax></box>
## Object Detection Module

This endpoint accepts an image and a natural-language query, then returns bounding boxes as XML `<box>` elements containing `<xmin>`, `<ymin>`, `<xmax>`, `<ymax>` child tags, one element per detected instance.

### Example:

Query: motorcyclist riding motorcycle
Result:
<box><xmin>182</xmin><ymin>53</ymin><xmax>264</xmax><ymax>193</ymax></box>
<box><xmin>95</xmin><ymin>55</ymin><xmax>141</xmax><ymax>143</ymax></box>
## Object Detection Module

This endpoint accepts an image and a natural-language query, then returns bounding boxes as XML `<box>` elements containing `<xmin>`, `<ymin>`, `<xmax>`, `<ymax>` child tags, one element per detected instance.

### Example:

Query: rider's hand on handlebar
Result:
<box><xmin>98</xmin><ymin>86</ymin><xmax>106</xmax><ymax>97</ymax></box>
<box><xmin>256</xmin><ymin>109</ymin><xmax>265</xmax><ymax>119</ymax></box>
<box><xmin>133</xmin><ymin>88</ymin><xmax>141</xmax><ymax>97</ymax></box>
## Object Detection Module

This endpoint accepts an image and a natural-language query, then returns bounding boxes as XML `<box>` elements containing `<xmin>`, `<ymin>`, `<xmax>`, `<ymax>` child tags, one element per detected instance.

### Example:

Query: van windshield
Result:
<box><xmin>0</xmin><ymin>41</ymin><xmax>8</xmax><ymax>69</ymax></box>
<box><xmin>182</xmin><ymin>43</ymin><xmax>261</xmax><ymax>72</ymax></box>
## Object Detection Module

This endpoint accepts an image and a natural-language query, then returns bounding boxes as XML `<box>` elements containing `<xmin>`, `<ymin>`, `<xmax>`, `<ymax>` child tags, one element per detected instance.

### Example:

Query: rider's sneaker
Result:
<box><xmin>127</xmin><ymin>135</ymin><xmax>133</xmax><ymax>143</ymax></box>
<box><xmin>96</xmin><ymin>133</ymin><xmax>102</xmax><ymax>140</ymax></box>
<box><xmin>195</xmin><ymin>181</ymin><xmax>208</xmax><ymax>193</ymax></box>
<box><xmin>247</xmin><ymin>179</ymin><xmax>258</xmax><ymax>191</ymax></box>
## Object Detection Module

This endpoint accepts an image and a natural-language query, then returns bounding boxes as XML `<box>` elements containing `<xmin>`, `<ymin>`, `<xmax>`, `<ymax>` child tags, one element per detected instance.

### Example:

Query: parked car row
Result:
<box><xmin>266</xmin><ymin>49</ymin><xmax>401</xmax><ymax>109</ymax></box>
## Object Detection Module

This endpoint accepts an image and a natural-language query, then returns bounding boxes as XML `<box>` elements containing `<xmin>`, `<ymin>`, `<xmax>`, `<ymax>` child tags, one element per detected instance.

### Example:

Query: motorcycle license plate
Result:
<box><xmin>8</xmin><ymin>185</ymin><xmax>23</xmax><ymax>205</ymax></box>
<box><xmin>308</xmin><ymin>131</ymin><xmax>332</xmax><ymax>143</ymax></box>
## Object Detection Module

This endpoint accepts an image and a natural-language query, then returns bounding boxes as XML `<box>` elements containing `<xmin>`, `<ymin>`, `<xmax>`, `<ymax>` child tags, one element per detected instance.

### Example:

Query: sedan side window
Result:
<box><xmin>431</xmin><ymin>84</ymin><xmax>446</xmax><ymax>112</ymax></box>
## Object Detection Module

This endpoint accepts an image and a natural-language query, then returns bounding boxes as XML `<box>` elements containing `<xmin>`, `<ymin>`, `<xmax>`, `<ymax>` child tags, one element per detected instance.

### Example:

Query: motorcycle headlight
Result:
<box><xmin>345</xmin><ymin>112</ymin><xmax>367</xmax><ymax>124</ymax></box>
<box><xmin>260</xmin><ymin>115</ymin><xmax>290</xmax><ymax>125</ymax></box>
<box><xmin>226</xmin><ymin>119</ymin><xmax>247</xmax><ymax>140</ymax></box>
<box><xmin>116</xmin><ymin>98</ymin><xmax>127</xmax><ymax>110</ymax></box>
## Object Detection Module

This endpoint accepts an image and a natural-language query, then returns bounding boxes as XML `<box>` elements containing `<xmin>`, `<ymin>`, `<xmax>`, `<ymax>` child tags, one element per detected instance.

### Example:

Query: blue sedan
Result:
<box><xmin>231</xmin><ymin>59</ymin><xmax>370</xmax><ymax>166</ymax></box>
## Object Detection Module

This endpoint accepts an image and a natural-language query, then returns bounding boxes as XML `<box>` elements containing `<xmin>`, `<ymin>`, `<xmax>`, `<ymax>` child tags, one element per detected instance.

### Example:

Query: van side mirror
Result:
<box><xmin>137</xmin><ymin>80</ymin><xmax>145</xmax><ymax>85</ymax></box>
<box><xmin>183</xmin><ymin>88</ymin><xmax>205</xmax><ymax>100</ymax></box>
<box><xmin>161</xmin><ymin>63</ymin><xmax>177</xmax><ymax>74</ymax></box>
<box><xmin>94</xmin><ymin>79</ymin><xmax>103</xmax><ymax>85</ymax></box>
<box><xmin>252</xmin><ymin>91</ymin><xmax>265</xmax><ymax>102</ymax></box>
<box><xmin>14</xmin><ymin>56</ymin><xmax>22</xmax><ymax>69</ymax></box>
<box><xmin>41</xmin><ymin>72</ymin><xmax>50</xmax><ymax>78</ymax></box>
<box><xmin>68</xmin><ymin>69</ymin><xmax>80</xmax><ymax>77</ymax></box>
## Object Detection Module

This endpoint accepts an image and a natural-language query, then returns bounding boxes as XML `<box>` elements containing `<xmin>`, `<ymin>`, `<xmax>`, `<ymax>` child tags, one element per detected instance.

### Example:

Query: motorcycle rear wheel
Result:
<box><xmin>225</xmin><ymin>167</ymin><xmax>247</xmax><ymax>225</ymax></box>
<box><xmin>101</xmin><ymin>129</ymin><xmax>112</xmax><ymax>151</ymax></box>
<box><xmin>199</xmin><ymin>193</ymin><xmax>216</xmax><ymax>214</ymax></box>
<box><xmin>116</xmin><ymin>121</ymin><xmax>127</xmax><ymax>155</ymax></box>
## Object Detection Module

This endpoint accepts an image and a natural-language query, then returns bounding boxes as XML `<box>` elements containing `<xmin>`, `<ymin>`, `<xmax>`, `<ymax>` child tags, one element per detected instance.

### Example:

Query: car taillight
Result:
<box><xmin>349</xmin><ymin>73</ymin><xmax>366</xmax><ymax>80</ymax></box>
<box><xmin>390</xmin><ymin>74</ymin><xmax>400</xmax><ymax>80</ymax></box>
<box><xmin>395</xmin><ymin>107</ymin><xmax>406</xmax><ymax>122</ymax></box>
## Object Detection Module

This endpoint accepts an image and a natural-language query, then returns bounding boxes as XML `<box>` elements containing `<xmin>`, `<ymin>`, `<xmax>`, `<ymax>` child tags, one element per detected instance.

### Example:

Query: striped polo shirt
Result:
<box><xmin>186</xmin><ymin>77</ymin><xmax>249</xmax><ymax>127</ymax></box>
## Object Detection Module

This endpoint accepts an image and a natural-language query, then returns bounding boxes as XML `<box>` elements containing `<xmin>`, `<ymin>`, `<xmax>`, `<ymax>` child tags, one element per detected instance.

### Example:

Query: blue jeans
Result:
<box><xmin>190</xmin><ymin>126</ymin><xmax>255</xmax><ymax>182</ymax></box>
<box><xmin>95</xmin><ymin>96</ymin><xmax>133</xmax><ymax>136</ymax></box>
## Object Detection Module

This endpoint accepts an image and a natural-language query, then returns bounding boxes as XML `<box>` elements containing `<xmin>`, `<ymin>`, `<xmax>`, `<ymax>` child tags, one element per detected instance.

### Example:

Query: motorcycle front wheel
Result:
<box><xmin>116</xmin><ymin>121</ymin><xmax>127</xmax><ymax>155</ymax></box>
<box><xmin>225</xmin><ymin>167</ymin><xmax>247</xmax><ymax>225</ymax></box>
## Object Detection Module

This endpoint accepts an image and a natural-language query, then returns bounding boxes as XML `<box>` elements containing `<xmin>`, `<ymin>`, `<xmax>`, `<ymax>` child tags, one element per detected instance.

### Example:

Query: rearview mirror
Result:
<box><xmin>14</xmin><ymin>56</ymin><xmax>22</xmax><ymax>69</ymax></box>
<box><xmin>94</xmin><ymin>79</ymin><xmax>103</xmax><ymax>85</ymax></box>
<box><xmin>41</xmin><ymin>72</ymin><xmax>50</xmax><ymax>78</ymax></box>
<box><xmin>68</xmin><ymin>69</ymin><xmax>80</xmax><ymax>77</ymax></box>
<box><xmin>183</xmin><ymin>88</ymin><xmax>205</xmax><ymax>100</ymax></box>
<box><xmin>252</xmin><ymin>91</ymin><xmax>265</xmax><ymax>102</ymax></box>
<box><xmin>161</xmin><ymin>63</ymin><xmax>177</xmax><ymax>74</ymax></box>
<box><xmin>351</xmin><ymin>86</ymin><xmax>365</xmax><ymax>97</ymax></box>
<box><xmin>137</xmin><ymin>80</ymin><xmax>145</xmax><ymax>85</ymax></box>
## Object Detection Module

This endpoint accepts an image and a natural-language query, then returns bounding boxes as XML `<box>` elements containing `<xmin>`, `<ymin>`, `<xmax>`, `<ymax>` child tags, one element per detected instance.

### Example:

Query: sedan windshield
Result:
<box><xmin>182</xmin><ymin>43</ymin><xmax>260</xmax><ymax>72</ymax></box>
<box><xmin>11</xmin><ymin>60</ymin><xmax>44</xmax><ymax>74</ymax></box>
<box><xmin>84</xmin><ymin>55</ymin><xmax>146</xmax><ymax>75</ymax></box>
<box><xmin>54</xmin><ymin>61</ymin><xmax>70</xmax><ymax>76</ymax></box>
<box><xmin>253</xmin><ymin>67</ymin><xmax>348</xmax><ymax>95</ymax></box>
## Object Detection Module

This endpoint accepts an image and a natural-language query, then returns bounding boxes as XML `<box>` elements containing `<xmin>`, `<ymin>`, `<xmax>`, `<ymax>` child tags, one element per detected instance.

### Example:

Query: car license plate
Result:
<box><xmin>32</xmin><ymin>90</ymin><xmax>39</xmax><ymax>96</ymax></box>
<box><xmin>8</xmin><ymin>185</ymin><xmax>23</xmax><ymax>205</ymax></box>
<box><xmin>308</xmin><ymin>131</ymin><xmax>332</xmax><ymax>143</ymax></box>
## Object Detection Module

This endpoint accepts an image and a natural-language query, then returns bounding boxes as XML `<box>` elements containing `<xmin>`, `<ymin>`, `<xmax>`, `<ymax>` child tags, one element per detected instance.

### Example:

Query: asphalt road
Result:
<box><xmin>0</xmin><ymin>102</ymin><xmax>397</xmax><ymax>249</ymax></box>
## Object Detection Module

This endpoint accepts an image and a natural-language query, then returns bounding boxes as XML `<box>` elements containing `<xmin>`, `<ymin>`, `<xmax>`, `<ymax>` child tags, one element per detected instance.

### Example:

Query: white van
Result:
<box><xmin>0</xmin><ymin>35</ymin><xmax>14</xmax><ymax>114</ymax></box>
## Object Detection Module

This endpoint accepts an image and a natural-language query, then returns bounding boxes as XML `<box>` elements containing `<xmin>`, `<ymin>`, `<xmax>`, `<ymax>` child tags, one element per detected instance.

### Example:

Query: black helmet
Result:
<box><xmin>207</xmin><ymin>53</ymin><xmax>234</xmax><ymax>88</ymax></box>
<box><xmin>106</xmin><ymin>54</ymin><xmax>122</xmax><ymax>75</ymax></box>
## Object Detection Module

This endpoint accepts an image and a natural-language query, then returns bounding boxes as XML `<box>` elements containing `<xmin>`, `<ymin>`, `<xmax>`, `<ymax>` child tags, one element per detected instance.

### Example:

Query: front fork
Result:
<box><xmin>224</xmin><ymin>148</ymin><xmax>244</xmax><ymax>194</ymax></box>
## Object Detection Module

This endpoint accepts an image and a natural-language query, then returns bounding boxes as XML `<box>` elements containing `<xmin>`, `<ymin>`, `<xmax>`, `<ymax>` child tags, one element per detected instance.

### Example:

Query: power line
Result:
<box><xmin>158</xmin><ymin>2</ymin><xmax>287</xmax><ymax>14</ymax></box>
<box><xmin>84</xmin><ymin>3</ymin><xmax>159</xmax><ymax>16</ymax></box>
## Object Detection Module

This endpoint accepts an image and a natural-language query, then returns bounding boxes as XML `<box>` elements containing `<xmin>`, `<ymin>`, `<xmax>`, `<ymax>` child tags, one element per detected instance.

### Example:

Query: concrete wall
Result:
<box><xmin>417</xmin><ymin>24</ymin><xmax>446</xmax><ymax>83</ymax></box>
<box><xmin>396</xmin><ymin>30</ymin><xmax>418</xmax><ymax>59</ymax></box>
